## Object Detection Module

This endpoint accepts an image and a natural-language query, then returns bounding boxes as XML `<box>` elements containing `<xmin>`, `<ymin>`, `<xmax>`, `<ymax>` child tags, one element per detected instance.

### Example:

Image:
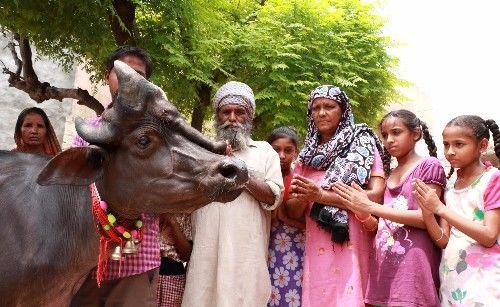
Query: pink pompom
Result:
<box><xmin>116</xmin><ymin>226</ymin><xmax>125</xmax><ymax>233</ymax></box>
<box><xmin>99</xmin><ymin>201</ymin><xmax>107</xmax><ymax>210</ymax></box>
<box><xmin>131</xmin><ymin>230</ymin><xmax>138</xmax><ymax>238</ymax></box>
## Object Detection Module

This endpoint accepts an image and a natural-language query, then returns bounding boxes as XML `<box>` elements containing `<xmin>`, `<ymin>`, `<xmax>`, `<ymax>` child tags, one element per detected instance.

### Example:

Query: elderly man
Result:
<box><xmin>182</xmin><ymin>81</ymin><xmax>284</xmax><ymax>307</ymax></box>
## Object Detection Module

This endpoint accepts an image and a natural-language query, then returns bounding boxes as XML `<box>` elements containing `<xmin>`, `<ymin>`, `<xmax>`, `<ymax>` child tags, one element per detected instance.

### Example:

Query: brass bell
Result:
<box><xmin>122</xmin><ymin>240</ymin><xmax>138</xmax><ymax>254</ymax></box>
<box><xmin>109</xmin><ymin>245</ymin><xmax>122</xmax><ymax>261</ymax></box>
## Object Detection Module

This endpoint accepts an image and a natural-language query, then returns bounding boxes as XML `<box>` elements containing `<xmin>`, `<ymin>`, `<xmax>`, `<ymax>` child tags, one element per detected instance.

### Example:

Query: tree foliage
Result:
<box><xmin>0</xmin><ymin>0</ymin><xmax>403</xmax><ymax>138</ymax></box>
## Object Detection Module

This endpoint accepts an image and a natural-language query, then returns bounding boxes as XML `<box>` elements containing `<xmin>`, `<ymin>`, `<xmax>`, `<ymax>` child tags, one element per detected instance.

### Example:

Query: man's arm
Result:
<box><xmin>245</xmin><ymin>176</ymin><xmax>276</xmax><ymax>205</ymax></box>
<box><xmin>247</xmin><ymin>144</ymin><xmax>284</xmax><ymax>210</ymax></box>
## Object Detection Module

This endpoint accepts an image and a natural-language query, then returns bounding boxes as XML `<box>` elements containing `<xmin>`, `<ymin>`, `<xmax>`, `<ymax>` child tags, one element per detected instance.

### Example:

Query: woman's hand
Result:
<box><xmin>332</xmin><ymin>182</ymin><xmax>373</xmax><ymax>217</ymax></box>
<box><xmin>291</xmin><ymin>175</ymin><xmax>323</xmax><ymax>203</ymax></box>
<box><xmin>412</xmin><ymin>179</ymin><xmax>445</xmax><ymax>215</ymax></box>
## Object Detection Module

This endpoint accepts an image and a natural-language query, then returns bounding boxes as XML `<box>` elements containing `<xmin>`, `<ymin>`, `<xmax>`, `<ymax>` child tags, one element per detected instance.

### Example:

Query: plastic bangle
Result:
<box><xmin>355</xmin><ymin>213</ymin><xmax>371</xmax><ymax>223</ymax></box>
<box><xmin>435</xmin><ymin>228</ymin><xmax>447</xmax><ymax>242</ymax></box>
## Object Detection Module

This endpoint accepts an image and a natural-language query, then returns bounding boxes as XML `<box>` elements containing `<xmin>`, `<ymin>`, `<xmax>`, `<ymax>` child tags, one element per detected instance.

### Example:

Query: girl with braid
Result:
<box><xmin>413</xmin><ymin>115</ymin><xmax>500</xmax><ymax>306</ymax></box>
<box><xmin>334</xmin><ymin>109</ymin><xmax>445</xmax><ymax>306</ymax></box>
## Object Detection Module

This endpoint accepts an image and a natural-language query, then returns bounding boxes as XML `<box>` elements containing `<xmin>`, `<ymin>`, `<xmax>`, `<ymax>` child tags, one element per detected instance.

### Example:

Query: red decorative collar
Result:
<box><xmin>90</xmin><ymin>183</ymin><xmax>144</xmax><ymax>286</ymax></box>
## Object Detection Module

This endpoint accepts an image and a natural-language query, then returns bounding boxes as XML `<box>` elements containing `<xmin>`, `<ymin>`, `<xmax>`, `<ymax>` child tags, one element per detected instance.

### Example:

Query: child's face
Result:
<box><xmin>271</xmin><ymin>137</ymin><xmax>297</xmax><ymax>174</ymax></box>
<box><xmin>442</xmin><ymin>125</ymin><xmax>488</xmax><ymax>169</ymax></box>
<box><xmin>380</xmin><ymin>117</ymin><xmax>420</xmax><ymax>158</ymax></box>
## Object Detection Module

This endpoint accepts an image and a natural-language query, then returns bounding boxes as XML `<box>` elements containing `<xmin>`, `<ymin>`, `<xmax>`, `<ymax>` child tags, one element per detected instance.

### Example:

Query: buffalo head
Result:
<box><xmin>37</xmin><ymin>61</ymin><xmax>248</xmax><ymax>218</ymax></box>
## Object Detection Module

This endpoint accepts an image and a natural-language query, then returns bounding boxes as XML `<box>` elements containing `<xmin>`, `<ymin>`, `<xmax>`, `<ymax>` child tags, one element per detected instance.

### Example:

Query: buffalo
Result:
<box><xmin>0</xmin><ymin>61</ymin><xmax>248</xmax><ymax>306</ymax></box>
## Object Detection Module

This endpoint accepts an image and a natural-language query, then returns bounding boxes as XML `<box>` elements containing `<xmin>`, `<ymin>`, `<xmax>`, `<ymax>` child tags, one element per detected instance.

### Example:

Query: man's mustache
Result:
<box><xmin>217</xmin><ymin>121</ymin><xmax>245</xmax><ymax>130</ymax></box>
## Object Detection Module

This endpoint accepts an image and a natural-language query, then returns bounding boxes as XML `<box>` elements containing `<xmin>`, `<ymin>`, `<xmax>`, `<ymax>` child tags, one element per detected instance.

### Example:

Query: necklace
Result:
<box><xmin>90</xmin><ymin>183</ymin><xmax>144</xmax><ymax>286</ymax></box>
<box><xmin>455</xmin><ymin>165</ymin><xmax>488</xmax><ymax>188</ymax></box>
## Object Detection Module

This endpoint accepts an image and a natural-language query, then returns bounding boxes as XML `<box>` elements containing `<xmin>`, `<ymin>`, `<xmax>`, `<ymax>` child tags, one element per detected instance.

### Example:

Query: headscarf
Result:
<box><xmin>13</xmin><ymin>107</ymin><xmax>61</xmax><ymax>156</ymax></box>
<box><xmin>299</xmin><ymin>85</ymin><xmax>381</xmax><ymax>243</ymax></box>
<box><xmin>213</xmin><ymin>81</ymin><xmax>256</xmax><ymax>118</ymax></box>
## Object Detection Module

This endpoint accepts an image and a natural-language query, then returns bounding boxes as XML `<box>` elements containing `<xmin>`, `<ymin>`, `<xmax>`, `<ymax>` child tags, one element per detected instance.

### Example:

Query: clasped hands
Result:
<box><xmin>290</xmin><ymin>175</ymin><xmax>323</xmax><ymax>204</ymax></box>
<box><xmin>290</xmin><ymin>175</ymin><xmax>373</xmax><ymax>219</ymax></box>
<box><xmin>332</xmin><ymin>181</ymin><xmax>372</xmax><ymax>220</ymax></box>
<box><xmin>290</xmin><ymin>175</ymin><xmax>445</xmax><ymax>219</ymax></box>
<box><xmin>412</xmin><ymin>179</ymin><xmax>445</xmax><ymax>215</ymax></box>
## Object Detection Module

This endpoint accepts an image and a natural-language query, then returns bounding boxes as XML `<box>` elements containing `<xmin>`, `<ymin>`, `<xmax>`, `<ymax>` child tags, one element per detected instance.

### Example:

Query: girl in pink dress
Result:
<box><xmin>334</xmin><ymin>109</ymin><xmax>445</xmax><ymax>306</ymax></box>
<box><xmin>414</xmin><ymin>115</ymin><xmax>500</xmax><ymax>306</ymax></box>
<box><xmin>286</xmin><ymin>85</ymin><xmax>385</xmax><ymax>307</ymax></box>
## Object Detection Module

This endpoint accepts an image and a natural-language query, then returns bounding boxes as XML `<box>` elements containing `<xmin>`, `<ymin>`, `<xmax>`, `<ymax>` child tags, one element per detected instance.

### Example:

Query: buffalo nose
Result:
<box><xmin>217</xmin><ymin>158</ymin><xmax>248</xmax><ymax>185</ymax></box>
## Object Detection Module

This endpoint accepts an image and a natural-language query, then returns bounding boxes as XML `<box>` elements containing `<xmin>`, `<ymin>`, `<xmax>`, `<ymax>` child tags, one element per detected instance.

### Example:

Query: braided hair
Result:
<box><xmin>267</xmin><ymin>126</ymin><xmax>299</xmax><ymax>149</ymax></box>
<box><xmin>445</xmin><ymin>115</ymin><xmax>500</xmax><ymax>178</ymax></box>
<box><xmin>379</xmin><ymin>109</ymin><xmax>438</xmax><ymax>175</ymax></box>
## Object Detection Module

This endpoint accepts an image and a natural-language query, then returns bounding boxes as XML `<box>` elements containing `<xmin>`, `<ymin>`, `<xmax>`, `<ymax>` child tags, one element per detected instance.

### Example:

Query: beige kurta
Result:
<box><xmin>182</xmin><ymin>139</ymin><xmax>284</xmax><ymax>307</ymax></box>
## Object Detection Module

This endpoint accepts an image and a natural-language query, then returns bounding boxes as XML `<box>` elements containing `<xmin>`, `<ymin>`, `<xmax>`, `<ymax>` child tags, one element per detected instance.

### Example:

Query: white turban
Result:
<box><xmin>213</xmin><ymin>81</ymin><xmax>255</xmax><ymax>118</ymax></box>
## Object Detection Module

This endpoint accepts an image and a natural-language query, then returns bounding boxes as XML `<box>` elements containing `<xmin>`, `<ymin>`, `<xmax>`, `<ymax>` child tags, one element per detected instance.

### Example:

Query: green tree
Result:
<box><xmin>0</xmin><ymin>0</ymin><xmax>402</xmax><ymax>138</ymax></box>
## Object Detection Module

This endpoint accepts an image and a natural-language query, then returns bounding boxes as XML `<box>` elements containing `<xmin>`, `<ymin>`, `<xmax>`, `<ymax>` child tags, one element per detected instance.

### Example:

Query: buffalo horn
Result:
<box><xmin>113</xmin><ymin>60</ymin><xmax>153</xmax><ymax>113</ymax></box>
<box><xmin>75</xmin><ymin>117</ymin><xmax>118</xmax><ymax>145</ymax></box>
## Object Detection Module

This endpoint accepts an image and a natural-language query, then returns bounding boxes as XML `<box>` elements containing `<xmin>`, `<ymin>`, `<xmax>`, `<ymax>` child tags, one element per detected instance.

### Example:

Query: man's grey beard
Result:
<box><xmin>215</xmin><ymin>120</ymin><xmax>253</xmax><ymax>151</ymax></box>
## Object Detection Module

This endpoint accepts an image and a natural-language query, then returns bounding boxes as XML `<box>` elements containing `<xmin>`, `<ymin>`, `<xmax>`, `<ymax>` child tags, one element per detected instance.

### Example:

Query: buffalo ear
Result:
<box><xmin>37</xmin><ymin>146</ymin><xmax>108</xmax><ymax>186</ymax></box>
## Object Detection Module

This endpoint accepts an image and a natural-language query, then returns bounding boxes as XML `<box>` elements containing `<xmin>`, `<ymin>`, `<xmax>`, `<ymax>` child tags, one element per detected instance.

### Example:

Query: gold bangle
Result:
<box><xmin>355</xmin><ymin>213</ymin><xmax>371</xmax><ymax>223</ymax></box>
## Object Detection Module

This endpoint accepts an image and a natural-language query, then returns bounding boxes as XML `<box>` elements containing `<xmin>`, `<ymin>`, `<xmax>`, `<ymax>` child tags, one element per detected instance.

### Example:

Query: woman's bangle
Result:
<box><xmin>435</xmin><ymin>228</ymin><xmax>447</xmax><ymax>243</ymax></box>
<box><xmin>362</xmin><ymin>220</ymin><xmax>378</xmax><ymax>232</ymax></box>
<box><xmin>355</xmin><ymin>213</ymin><xmax>371</xmax><ymax>223</ymax></box>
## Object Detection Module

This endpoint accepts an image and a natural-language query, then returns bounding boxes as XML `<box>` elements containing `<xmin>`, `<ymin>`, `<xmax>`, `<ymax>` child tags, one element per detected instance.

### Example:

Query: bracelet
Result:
<box><xmin>355</xmin><ymin>213</ymin><xmax>371</xmax><ymax>223</ymax></box>
<box><xmin>435</xmin><ymin>228</ymin><xmax>447</xmax><ymax>243</ymax></box>
<box><xmin>362</xmin><ymin>220</ymin><xmax>378</xmax><ymax>232</ymax></box>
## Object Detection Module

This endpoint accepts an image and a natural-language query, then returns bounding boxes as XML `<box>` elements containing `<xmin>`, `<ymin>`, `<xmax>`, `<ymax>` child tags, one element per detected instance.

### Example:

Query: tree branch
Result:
<box><xmin>6</xmin><ymin>39</ymin><xmax>22</xmax><ymax>75</ymax></box>
<box><xmin>1</xmin><ymin>33</ymin><xmax>104</xmax><ymax>115</ymax></box>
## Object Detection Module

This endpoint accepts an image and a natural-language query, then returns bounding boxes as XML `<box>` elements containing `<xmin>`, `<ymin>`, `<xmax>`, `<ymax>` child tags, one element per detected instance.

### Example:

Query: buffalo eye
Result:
<box><xmin>137</xmin><ymin>136</ymin><xmax>151</xmax><ymax>149</ymax></box>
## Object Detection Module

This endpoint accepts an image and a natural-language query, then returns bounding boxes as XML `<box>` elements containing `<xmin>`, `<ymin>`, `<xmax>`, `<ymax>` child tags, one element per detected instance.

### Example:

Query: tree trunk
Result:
<box><xmin>191</xmin><ymin>84</ymin><xmax>212</xmax><ymax>131</ymax></box>
<box><xmin>109</xmin><ymin>0</ymin><xmax>136</xmax><ymax>45</ymax></box>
